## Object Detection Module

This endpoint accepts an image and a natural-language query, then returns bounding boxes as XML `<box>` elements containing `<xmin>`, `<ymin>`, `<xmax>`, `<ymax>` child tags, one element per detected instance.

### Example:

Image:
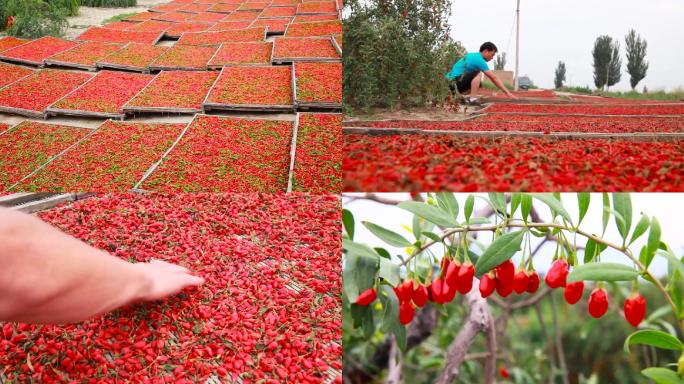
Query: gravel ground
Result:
<box><xmin>65</xmin><ymin>0</ymin><xmax>164</xmax><ymax>39</ymax></box>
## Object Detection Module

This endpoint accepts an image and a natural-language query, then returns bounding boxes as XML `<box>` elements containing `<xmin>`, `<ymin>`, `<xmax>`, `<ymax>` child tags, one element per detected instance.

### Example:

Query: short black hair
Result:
<box><xmin>480</xmin><ymin>42</ymin><xmax>498</xmax><ymax>52</ymax></box>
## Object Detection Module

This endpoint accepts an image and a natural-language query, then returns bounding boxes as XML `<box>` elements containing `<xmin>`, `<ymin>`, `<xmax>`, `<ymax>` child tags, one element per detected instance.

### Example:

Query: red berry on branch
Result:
<box><xmin>495</xmin><ymin>259</ymin><xmax>515</xmax><ymax>285</ymax></box>
<box><xmin>355</xmin><ymin>288</ymin><xmax>377</xmax><ymax>306</ymax></box>
<box><xmin>513</xmin><ymin>270</ymin><xmax>529</xmax><ymax>294</ymax></box>
<box><xmin>444</xmin><ymin>280</ymin><xmax>458</xmax><ymax>302</ymax></box>
<box><xmin>545</xmin><ymin>259</ymin><xmax>569</xmax><ymax>288</ymax></box>
<box><xmin>588</xmin><ymin>288</ymin><xmax>609</xmax><ymax>318</ymax></box>
<box><xmin>445</xmin><ymin>261</ymin><xmax>460</xmax><ymax>287</ymax></box>
<box><xmin>624</xmin><ymin>293</ymin><xmax>646</xmax><ymax>327</ymax></box>
<box><xmin>394</xmin><ymin>280</ymin><xmax>413</xmax><ymax>303</ymax></box>
<box><xmin>495</xmin><ymin>278</ymin><xmax>514</xmax><ymax>297</ymax></box>
<box><xmin>499</xmin><ymin>367</ymin><xmax>510</xmax><ymax>378</ymax></box>
<box><xmin>457</xmin><ymin>263</ymin><xmax>475</xmax><ymax>294</ymax></box>
<box><xmin>479</xmin><ymin>274</ymin><xmax>496</xmax><ymax>298</ymax></box>
<box><xmin>412</xmin><ymin>283</ymin><xmax>429</xmax><ymax>307</ymax></box>
<box><xmin>563</xmin><ymin>281</ymin><xmax>584</xmax><ymax>305</ymax></box>
<box><xmin>430</xmin><ymin>278</ymin><xmax>446</xmax><ymax>304</ymax></box>
<box><xmin>399</xmin><ymin>300</ymin><xmax>415</xmax><ymax>325</ymax></box>
<box><xmin>526</xmin><ymin>271</ymin><xmax>540</xmax><ymax>293</ymax></box>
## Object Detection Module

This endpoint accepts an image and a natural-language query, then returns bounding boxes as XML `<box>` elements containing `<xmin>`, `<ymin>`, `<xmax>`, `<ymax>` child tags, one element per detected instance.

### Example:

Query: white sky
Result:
<box><xmin>448</xmin><ymin>0</ymin><xmax>684</xmax><ymax>91</ymax></box>
<box><xmin>343</xmin><ymin>193</ymin><xmax>684</xmax><ymax>277</ymax></box>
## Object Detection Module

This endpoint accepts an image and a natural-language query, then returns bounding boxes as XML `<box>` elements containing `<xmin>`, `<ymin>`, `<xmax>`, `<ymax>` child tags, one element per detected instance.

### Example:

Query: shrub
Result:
<box><xmin>343</xmin><ymin>0</ymin><xmax>464</xmax><ymax>111</ymax></box>
<box><xmin>0</xmin><ymin>0</ymin><xmax>69</xmax><ymax>38</ymax></box>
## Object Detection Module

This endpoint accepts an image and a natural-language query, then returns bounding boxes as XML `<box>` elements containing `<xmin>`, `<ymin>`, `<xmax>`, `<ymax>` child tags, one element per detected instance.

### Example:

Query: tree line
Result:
<box><xmin>554</xmin><ymin>29</ymin><xmax>649</xmax><ymax>91</ymax></box>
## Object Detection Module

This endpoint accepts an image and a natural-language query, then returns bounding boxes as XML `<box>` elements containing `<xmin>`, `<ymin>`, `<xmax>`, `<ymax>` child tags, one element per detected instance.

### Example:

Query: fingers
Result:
<box><xmin>149</xmin><ymin>259</ymin><xmax>191</xmax><ymax>274</ymax></box>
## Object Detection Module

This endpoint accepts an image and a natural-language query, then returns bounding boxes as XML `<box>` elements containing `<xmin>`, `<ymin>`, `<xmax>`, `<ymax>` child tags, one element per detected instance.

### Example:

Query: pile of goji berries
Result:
<box><xmin>0</xmin><ymin>193</ymin><xmax>341</xmax><ymax>383</ymax></box>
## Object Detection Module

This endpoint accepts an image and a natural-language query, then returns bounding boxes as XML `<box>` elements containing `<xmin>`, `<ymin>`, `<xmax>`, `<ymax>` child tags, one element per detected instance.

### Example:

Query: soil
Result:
<box><xmin>344</xmin><ymin>106</ymin><xmax>476</xmax><ymax>122</ymax></box>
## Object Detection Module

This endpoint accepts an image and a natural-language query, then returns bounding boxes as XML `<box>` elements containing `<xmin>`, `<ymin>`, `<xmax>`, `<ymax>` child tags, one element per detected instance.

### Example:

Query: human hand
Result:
<box><xmin>134</xmin><ymin>259</ymin><xmax>205</xmax><ymax>302</ymax></box>
<box><xmin>507</xmin><ymin>92</ymin><xmax>518</xmax><ymax>99</ymax></box>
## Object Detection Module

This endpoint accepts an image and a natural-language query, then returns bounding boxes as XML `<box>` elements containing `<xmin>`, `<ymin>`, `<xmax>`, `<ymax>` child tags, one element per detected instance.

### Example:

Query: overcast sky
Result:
<box><xmin>448</xmin><ymin>0</ymin><xmax>684</xmax><ymax>91</ymax></box>
<box><xmin>343</xmin><ymin>193</ymin><xmax>684</xmax><ymax>278</ymax></box>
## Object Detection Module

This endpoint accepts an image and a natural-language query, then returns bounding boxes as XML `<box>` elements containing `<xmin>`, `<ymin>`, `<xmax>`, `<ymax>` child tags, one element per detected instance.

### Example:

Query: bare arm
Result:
<box><xmin>0</xmin><ymin>207</ymin><xmax>204</xmax><ymax>324</ymax></box>
<box><xmin>484</xmin><ymin>70</ymin><xmax>517</xmax><ymax>99</ymax></box>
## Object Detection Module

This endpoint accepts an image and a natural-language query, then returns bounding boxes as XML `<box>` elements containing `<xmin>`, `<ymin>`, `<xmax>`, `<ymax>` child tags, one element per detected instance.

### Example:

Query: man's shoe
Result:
<box><xmin>466</xmin><ymin>97</ymin><xmax>482</xmax><ymax>106</ymax></box>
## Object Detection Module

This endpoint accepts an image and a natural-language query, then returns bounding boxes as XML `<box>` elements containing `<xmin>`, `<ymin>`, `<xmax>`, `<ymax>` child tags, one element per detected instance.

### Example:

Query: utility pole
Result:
<box><xmin>514</xmin><ymin>0</ymin><xmax>520</xmax><ymax>91</ymax></box>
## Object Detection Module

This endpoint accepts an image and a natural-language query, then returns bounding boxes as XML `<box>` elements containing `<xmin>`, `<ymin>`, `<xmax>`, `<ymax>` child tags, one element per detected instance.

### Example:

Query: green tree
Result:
<box><xmin>625</xmin><ymin>29</ymin><xmax>649</xmax><ymax>90</ymax></box>
<box><xmin>343</xmin><ymin>0</ymin><xmax>464</xmax><ymax>111</ymax></box>
<box><xmin>554</xmin><ymin>61</ymin><xmax>566</xmax><ymax>89</ymax></box>
<box><xmin>493</xmin><ymin>52</ymin><xmax>506</xmax><ymax>70</ymax></box>
<box><xmin>592</xmin><ymin>35</ymin><xmax>622</xmax><ymax>90</ymax></box>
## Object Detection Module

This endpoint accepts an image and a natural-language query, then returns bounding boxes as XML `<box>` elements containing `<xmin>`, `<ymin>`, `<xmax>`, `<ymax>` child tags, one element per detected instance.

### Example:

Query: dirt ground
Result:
<box><xmin>65</xmin><ymin>0</ymin><xmax>165</xmax><ymax>39</ymax></box>
<box><xmin>343</xmin><ymin>106</ymin><xmax>476</xmax><ymax>121</ymax></box>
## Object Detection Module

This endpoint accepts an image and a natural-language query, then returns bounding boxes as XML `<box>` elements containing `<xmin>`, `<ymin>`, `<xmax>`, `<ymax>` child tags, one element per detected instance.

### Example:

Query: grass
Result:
<box><xmin>102</xmin><ymin>12</ymin><xmax>137</xmax><ymax>24</ymax></box>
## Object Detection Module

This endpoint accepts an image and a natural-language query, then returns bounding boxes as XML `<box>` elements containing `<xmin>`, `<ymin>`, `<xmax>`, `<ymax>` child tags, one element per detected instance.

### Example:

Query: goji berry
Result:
<box><xmin>588</xmin><ymin>288</ymin><xmax>609</xmax><ymax>318</ymax></box>
<box><xmin>563</xmin><ymin>281</ymin><xmax>584</xmax><ymax>305</ymax></box>
<box><xmin>623</xmin><ymin>293</ymin><xmax>646</xmax><ymax>327</ymax></box>
<box><xmin>545</xmin><ymin>259</ymin><xmax>569</xmax><ymax>288</ymax></box>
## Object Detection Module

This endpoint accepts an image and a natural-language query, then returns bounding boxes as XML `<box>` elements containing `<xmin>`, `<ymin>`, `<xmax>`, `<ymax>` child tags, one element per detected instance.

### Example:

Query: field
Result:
<box><xmin>343</xmin><ymin>97</ymin><xmax>684</xmax><ymax>191</ymax></box>
<box><xmin>0</xmin><ymin>0</ymin><xmax>342</xmax><ymax>193</ymax></box>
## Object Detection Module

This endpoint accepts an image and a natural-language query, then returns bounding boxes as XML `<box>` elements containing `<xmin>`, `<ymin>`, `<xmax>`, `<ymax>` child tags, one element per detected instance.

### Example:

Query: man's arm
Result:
<box><xmin>484</xmin><ymin>70</ymin><xmax>517</xmax><ymax>99</ymax></box>
<box><xmin>0</xmin><ymin>207</ymin><xmax>204</xmax><ymax>324</ymax></box>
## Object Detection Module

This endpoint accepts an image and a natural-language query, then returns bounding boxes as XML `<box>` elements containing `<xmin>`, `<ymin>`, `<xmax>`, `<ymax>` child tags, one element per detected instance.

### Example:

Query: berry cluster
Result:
<box><xmin>356</xmin><ymin>257</ymin><xmax>647</xmax><ymax>328</ymax></box>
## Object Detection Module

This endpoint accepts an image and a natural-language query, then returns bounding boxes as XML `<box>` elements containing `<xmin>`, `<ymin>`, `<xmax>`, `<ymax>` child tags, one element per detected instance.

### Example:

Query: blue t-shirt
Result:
<box><xmin>445</xmin><ymin>52</ymin><xmax>490</xmax><ymax>80</ymax></box>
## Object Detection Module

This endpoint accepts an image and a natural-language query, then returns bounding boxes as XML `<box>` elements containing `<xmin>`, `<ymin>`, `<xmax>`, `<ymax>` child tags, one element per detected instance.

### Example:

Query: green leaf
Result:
<box><xmin>342</xmin><ymin>252</ymin><xmax>379</xmax><ymax>302</ymax></box>
<box><xmin>374</xmin><ymin>247</ymin><xmax>391</xmax><ymax>259</ymax></box>
<box><xmin>436</xmin><ymin>192</ymin><xmax>459</xmax><ymax>219</ymax></box>
<box><xmin>532</xmin><ymin>193</ymin><xmax>572</xmax><ymax>223</ymax></box>
<box><xmin>343</xmin><ymin>238</ymin><xmax>380</xmax><ymax>259</ymax></box>
<box><xmin>566</xmin><ymin>262</ymin><xmax>639</xmax><ymax>283</ymax></box>
<box><xmin>474</xmin><ymin>231</ymin><xmax>525</xmax><ymax>277</ymax></box>
<box><xmin>464</xmin><ymin>195</ymin><xmax>474</xmax><ymax>223</ymax></box>
<box><xmin>398</xmin><ymin>201</ymin><xmax>458</xmax><ymax>228</ymax></box>
<box><xmin>469</xmin><ymin>217</ymin><xmax>491</xmax><ymax>225</ymax></box>
<box><xmin>629</xmin><ymin>213</ymin><xmax>650</xmax><ymax>245</ymax></box>
<box><xmin>378</xmin><ymin>285</ymin><xmax>407</xmax><ymax>350</ymax></box>
<box><xmin>488</xmin><ymin>193</ymin><xmax>507</xmax><ymax>216</ymax></box>
<box><xmin>422</xmin><ymin>231</ymin><xmax>442</xmax><ymax>243</ymax></box>
<box><xmin>640</xmin><ymin>368</ymin><xmax>684</xmax><ymax>384</ymax></box>
<box><xmin>510</xmin><ymin>193</ymin><xmax>522</xmax><ymax>217</ymax></box>
<box><xmin>521</xmin><ymin>194</ymin><xmax>532</xmax><ymax>222</ymax></box>
<box><xmin>584</xmin><ymin>239</ymin><xmax>596</xmax><ymax>264</ymax></box>
<box><xmin>363</xmin><ymin>221</ymin><xmax>412</xmax><ymax>247</ymax></box>
<box><xmin>379</xmin><ymin>258</ymin><xmax>400</xmax><ymax>286</ymax></box>
<box><xmin>602</xmin><ymin>193</ymin><xmax>610</xmax><ymax>235</ymax></box>
<box><xmin>342</xmin><ymin>209</ymin><xmax>354</xmax><ymax>240</ymax></box>
<box><xmin>647</xmin><ymin>217</ymin><xmax>661</xmax><ymax>266</ymax></box>
<box><xmin>625</xmin><ymin>330</ymin><xmax>684</xmax><ymax>353</ymax></box>
<box><xmin>583</xmin><ymin>238</ymin><xmax>608</xmax><ymax>264</ymax></box>
<box><xmin>577</xmin><ymin>192</ymin><xmax>590</xmax><ymax>224</ymax></box>
<box><xmin>660</xmin><ymin>248</ymin><xmax>684</xmax><ymax>287</ymax></box>
<box><xmin>612</xmin><ymin>193</ymin><xmax>632</xmax><ymax>241</ymax></box>
<box><xmin>412</xmin><ymin>215</ymin><xmax>421</xmax><ymax>241</ymax></box>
